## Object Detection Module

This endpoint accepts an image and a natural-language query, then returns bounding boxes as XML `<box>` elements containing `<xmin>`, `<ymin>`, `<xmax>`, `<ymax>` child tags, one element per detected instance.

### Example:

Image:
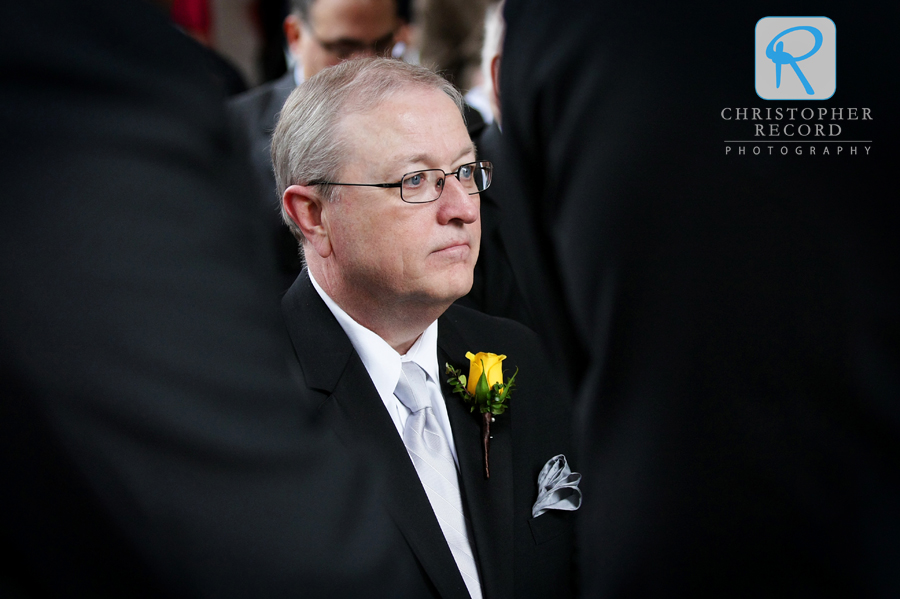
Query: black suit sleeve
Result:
<box><xmin>0</xmin><ymin>2</ymin><xmax>413</xmax><ymax>596</ymax></box>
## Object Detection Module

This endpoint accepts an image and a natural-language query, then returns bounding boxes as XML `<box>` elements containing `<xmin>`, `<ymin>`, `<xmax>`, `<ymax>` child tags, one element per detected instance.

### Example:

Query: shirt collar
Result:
<box><xmin>308</xmin><ymin>270</ymin><xmax>439</xmax><ymax>397</ymax></box>
<box><xmin>292</xmin><ymin>63</ymin><xmax>304</xmax><ymax>87</ymax></box>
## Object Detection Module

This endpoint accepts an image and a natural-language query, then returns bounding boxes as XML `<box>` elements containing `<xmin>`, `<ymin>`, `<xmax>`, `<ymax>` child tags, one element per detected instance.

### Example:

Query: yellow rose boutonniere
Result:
<box><xmin>446</xmin><ymin>352</ymin><xmax>518</xmax><ymax>478</ymax></box>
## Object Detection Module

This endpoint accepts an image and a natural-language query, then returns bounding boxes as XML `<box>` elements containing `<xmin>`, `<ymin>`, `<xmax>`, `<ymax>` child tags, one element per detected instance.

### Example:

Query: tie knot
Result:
<box><xmin>394</xmin><ymin>361</ymin><xmax>431</xmax><ymax>413</ymax></box>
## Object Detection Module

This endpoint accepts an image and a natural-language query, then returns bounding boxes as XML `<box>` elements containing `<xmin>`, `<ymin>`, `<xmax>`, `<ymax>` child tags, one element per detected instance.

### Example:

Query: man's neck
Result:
<box><xmin>309</xmin><ymin>264</ymin><xmax>448</xmax><ymax>356</ymax></box>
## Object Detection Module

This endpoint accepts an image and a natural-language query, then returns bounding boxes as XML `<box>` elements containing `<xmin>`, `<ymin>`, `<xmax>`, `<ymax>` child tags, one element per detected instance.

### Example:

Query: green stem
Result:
<box><xmin>482</xmin><ymin>412</ymin><xmax>491</xmax><ymax>479</ymax></box>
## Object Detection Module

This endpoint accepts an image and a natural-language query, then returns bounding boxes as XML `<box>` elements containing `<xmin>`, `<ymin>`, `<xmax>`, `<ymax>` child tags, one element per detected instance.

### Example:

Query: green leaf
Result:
<box><xmin>497</xmin><ymin>367</ymin><xmax>518</xmax><ymax>402</ymax></box>
<box><xmin>475</xmin><ymin>370</ymin><xmax>490</xmax><ymax>402</ymax></box>
<box><xmin>459</xmin><ymin>374</ymin><xmax>466</xmax><ymax>388</ymax></box>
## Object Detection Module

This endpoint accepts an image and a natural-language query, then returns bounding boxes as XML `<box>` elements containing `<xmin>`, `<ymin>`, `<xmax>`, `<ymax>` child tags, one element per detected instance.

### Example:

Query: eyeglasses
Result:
<box><xmin>311</xmin><ymin>161</ymin><xmax>493</xmax><ymax>204</ymax></box>
<box><xmin>304</xmin><ymin>25</ymin><xmax>398</xmax><ymax>60</ymax></box>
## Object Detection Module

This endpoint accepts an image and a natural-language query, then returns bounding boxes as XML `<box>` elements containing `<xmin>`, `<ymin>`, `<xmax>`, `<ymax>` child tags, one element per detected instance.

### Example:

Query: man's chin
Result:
<box><xmin>446</xmin><ymin>266</ymin><xmax>474</xmax><ymax>294</ymax></box>
<box><xmin>417</xmin><ymin>273</ymin><xmax>474</xmax><ymax>308</ymax></box>
<box><xmin>445</xmin><ymin>280</ymin><xmax>475</xmax><ymax>307</ymax></box>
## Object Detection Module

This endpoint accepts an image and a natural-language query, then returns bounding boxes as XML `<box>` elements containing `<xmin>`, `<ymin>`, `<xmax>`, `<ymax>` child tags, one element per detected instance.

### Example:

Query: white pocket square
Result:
<box><xmin>532</xmin><ymin>454</ymin><xmax>582</xmax><ymax>518</ymax></box>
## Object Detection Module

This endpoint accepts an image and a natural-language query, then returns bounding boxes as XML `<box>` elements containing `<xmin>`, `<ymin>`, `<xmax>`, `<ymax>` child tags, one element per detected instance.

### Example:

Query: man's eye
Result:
<box><xmin>325</xmin><ymin>43</ymin><xmax>357</xmax><ymax>58</ymax></box>
<box><xmin>404</xmin><ymin>173</ymin><xmax>425</xmax><ymax>187</ymax></box>
<box><xmin>458</xmin><ymin>165</ymin><xmax>474</xmax><ymax>180</ymax></box>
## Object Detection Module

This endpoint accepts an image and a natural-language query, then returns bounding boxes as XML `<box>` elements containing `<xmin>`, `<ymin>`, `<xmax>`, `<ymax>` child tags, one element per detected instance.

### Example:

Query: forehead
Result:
<box><xmin>337</xmin><ymin>87</ymin><xmax>473</xmax><ymax>176</ymax></box>
<box><xmin>309</xmin><ymin>0</ymin><xmax>397</xmax><ymax>35</ymax></box>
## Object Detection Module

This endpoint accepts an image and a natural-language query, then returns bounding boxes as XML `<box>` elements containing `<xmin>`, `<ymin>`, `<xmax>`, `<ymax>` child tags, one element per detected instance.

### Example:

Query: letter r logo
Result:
<box><xmin>756</xmin><ymin>17</ymin><xmax>836</xmax><ymax>100</ymax></box>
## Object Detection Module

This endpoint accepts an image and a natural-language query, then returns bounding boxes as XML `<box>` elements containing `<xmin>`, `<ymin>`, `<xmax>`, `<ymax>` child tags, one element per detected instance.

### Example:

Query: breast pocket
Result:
<box><xmin>527</xmin><ymin>509</ymin><xmax>574</xmax><ymax>545</ymax></box>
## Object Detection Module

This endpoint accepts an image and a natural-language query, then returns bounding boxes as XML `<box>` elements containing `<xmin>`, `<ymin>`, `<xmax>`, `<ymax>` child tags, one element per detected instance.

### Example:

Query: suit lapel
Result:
<box><xmin>439</xmin><ymin>315</ymin><xmax>515</xmax><ymax>599</ymax></box>
<box><xmin>282</xmin><ymin>272</ymin><xmax>471</xmax><ymax>599</ymax></box>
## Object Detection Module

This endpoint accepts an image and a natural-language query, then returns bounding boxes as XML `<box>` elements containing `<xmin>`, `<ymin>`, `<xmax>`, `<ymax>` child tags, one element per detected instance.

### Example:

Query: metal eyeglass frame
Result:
<box><xmin>309</xmin><ymin>160</ymin><xmax>493</xmax><ymax>204</ymax></box>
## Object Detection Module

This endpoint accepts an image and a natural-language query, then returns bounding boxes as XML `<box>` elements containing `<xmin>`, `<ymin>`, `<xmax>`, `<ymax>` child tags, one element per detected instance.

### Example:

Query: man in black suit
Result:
<box><xmin>1</xmin><ymin>1</ymin><xmax>424</xmax><ymax>596</ymax></box>
<box><xmin>273</xmin><ymin>57</ymin><xmax>578</xmax><ymax>598</ymax></box>
<box><xmin>229</xmin><ymin>0</ymin><xmax>407</xmax><ymax>289</ymax></box>
<box><xmin>500</xmin><ymin>0</ymin><xmax>899</xmax><ymax>596</ymax></box>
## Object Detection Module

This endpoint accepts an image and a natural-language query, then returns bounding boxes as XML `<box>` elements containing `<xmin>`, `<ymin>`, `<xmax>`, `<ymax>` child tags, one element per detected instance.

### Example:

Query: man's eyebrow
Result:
<box><xmin>319</xmin><ymin>29</ymin><xmax>396</xmax><ymax>46</ymax></box>
<box><xmin>453</xmin><ymin>143</ymin><xmax>477</xmax><ymax>164</ymax></box>
<box><xmin>391</xmin><ymin>143</ymin><xmax>477</xmax><ymax>174</ymax></box>
<box><xmin>387</xmin><ymin>141</ymin><xmax>475</xmax><ymax>174</ymax></box>
<box><xmin>400</xmin><ymin>153</ymin><xmax>429</xmax><ymax>167</ymax></box>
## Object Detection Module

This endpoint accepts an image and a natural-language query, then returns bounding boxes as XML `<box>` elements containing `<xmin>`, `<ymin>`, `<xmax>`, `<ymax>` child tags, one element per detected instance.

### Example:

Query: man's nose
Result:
<box><xmin>437</xmin><ymin>175</ymin><xmax>479</xmax><ymax>224</ymax></box>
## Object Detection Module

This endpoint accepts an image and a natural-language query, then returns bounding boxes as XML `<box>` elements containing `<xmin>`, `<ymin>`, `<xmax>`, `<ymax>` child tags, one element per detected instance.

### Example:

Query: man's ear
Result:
<box><xmin>282</xmin><ymin>185</ymin><xmax>333</xmax><ymax>258</ymax></box>
<box><xmin>283</xmin><ymin>14</ymin><xmax>302</xmax><ymax>58</ymax></box>
<box><xmin>490</xmin><ymin>54</ymin><xmax>502</xmax><ymax>125</ymax></box>
<box><xmin>395</xmin><ymin>22</ymin><xmax>412</xmax><ymax>47</ymax></box>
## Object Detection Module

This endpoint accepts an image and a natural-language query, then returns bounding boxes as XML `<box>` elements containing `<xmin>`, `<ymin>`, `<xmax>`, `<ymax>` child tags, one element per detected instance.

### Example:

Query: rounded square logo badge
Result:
<box><xmin>756</xmin><ymin>17</ymin><xmax>836</xmax><ymax>100</ymax></box>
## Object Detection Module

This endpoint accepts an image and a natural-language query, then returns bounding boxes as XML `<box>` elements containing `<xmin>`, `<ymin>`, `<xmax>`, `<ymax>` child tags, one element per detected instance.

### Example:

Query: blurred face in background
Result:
<box><xmin>296</xmin><ymin>0</ymin><xmax>400</xmax><ymax>80</ymax></box>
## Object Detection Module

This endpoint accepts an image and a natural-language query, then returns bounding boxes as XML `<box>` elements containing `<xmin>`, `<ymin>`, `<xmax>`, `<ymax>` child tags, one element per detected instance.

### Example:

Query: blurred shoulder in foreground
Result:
<box><xmin>0</xmin><ymin>1</ymin><xmax>417</xmax><ymax>596</ymax></box>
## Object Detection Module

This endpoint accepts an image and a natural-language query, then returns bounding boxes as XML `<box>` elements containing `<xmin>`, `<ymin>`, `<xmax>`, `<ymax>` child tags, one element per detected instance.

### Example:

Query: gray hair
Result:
<box><xmin>271</xmin><ymin>57</ymin><xmax>465</xmax><ymax>242</ymax></box>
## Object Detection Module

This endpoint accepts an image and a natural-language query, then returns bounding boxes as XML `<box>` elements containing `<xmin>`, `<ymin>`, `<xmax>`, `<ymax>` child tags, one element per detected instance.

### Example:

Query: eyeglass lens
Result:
<box><xmin>400</xmin><ymin>163</ymin><xmax>491</xmax><ymax>203</ymax></box>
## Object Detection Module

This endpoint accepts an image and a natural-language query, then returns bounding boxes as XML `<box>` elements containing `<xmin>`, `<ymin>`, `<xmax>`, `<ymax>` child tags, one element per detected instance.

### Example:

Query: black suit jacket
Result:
<box><xmin>229</xmin><ymin>72</ymin><xmax>300</xmax><ymax>289</ymax></box>
<box><xmin>282</xmin><ymin>271</ymin><xmax>577</xmax><ymax>598</ymax></box>
<box><xmin>502</xmin><ymin>0</ymin><xmax>899</xmax><ymax>596</ymax></box>
<box><xmin>229</xmin><ymin>70</ymin><xmax>295</xmax><ymax>199</ymax></box>
<box><xmin>458</xmin><ymin>121</ymin><xmax>533</xmax><ymax>326</ymax></box>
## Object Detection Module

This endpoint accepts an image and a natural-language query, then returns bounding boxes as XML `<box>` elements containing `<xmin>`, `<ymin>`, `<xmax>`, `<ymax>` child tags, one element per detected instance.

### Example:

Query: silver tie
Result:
<box><xmin>394</xmin><ymin>361</ymin><xmax>482</xmax><ymax>599</ymax></box>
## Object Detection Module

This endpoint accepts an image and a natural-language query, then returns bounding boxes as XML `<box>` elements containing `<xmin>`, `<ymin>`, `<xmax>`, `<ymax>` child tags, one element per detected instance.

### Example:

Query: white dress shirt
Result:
<box><xmin>309</xmin><ymin>271</ymin><xmax>459</xmax><ymax>465</ymax></box>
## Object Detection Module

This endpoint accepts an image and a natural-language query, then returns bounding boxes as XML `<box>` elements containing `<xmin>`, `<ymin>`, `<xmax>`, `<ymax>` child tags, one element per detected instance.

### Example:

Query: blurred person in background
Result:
<box><xmin>414</xmin><ymin>0</ymin><xmax>488</xmax><ymax>96</ymax></box>
<box><xmin>457</xmin><ymin>0</ymin><xmax>532</xmax><ymax>326</ymax></box>
<box><xmin>463</xmin><ymin>0</ymin><xmax>503</xmax><ymax>126</ymax></box>
<box><xmin>229</xmin><ymin>0</ymin><xmax>409</xmax><ymax>291</ymax></box>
